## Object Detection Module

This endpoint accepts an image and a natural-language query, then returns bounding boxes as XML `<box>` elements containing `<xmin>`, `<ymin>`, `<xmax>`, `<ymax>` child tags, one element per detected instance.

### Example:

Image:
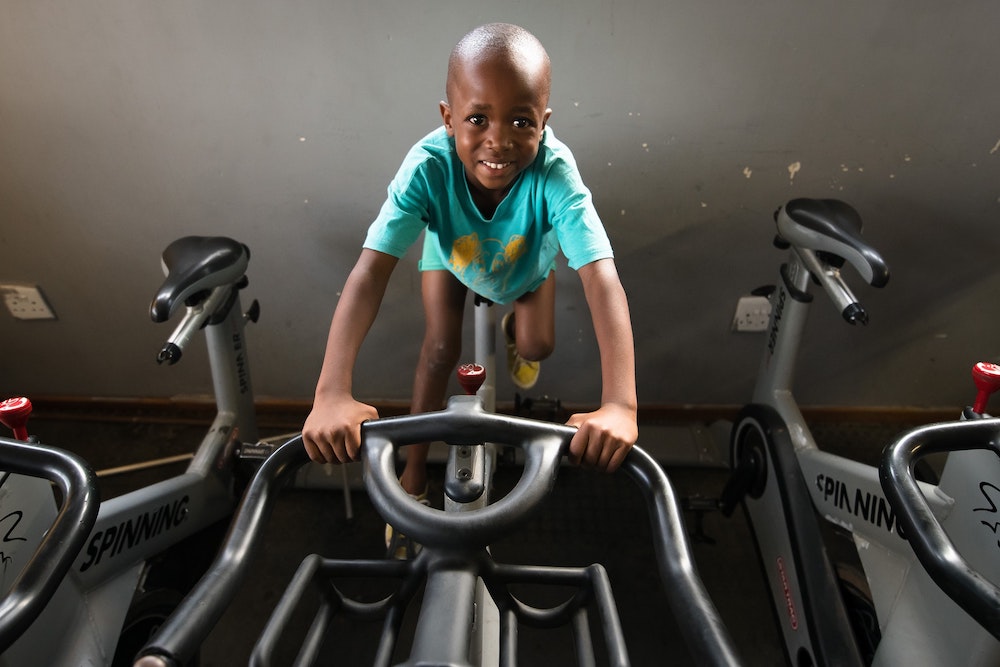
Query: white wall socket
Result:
<box><xmin>1</xmin><ymin>284</ymin><xmax>57</xmax><ymax>320</ymax></box>
<box><xmin>731</xmin><ymin>295</ymin><xmax>771</xmax><ymax>333</ymax></box>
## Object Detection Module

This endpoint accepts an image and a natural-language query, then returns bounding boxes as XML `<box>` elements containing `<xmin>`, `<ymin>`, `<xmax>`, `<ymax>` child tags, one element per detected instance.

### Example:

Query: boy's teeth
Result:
<box><xmin>484</xmin><ymin>161</ymin><xmax>508</xmax><ymax>169</ymax></box>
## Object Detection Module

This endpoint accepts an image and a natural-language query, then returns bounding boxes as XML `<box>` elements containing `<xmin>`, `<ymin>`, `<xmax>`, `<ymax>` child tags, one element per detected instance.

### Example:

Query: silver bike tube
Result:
<box><xmin>202</xmin><ymin>295</ymin><xmax>258</xmax><ymax>450</ymax></box>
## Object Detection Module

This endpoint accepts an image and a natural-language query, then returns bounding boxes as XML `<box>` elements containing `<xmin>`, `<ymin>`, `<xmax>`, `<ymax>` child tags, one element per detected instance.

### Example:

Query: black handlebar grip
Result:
<box><xmin>157</xmin><ymin>343</ymin><xmax>182</xmax><ymax>365</ymax></box>
<box><xmin>842</xmin><ymin>303</ymin><xmax>868</xmax><ymax>325</ymax></box>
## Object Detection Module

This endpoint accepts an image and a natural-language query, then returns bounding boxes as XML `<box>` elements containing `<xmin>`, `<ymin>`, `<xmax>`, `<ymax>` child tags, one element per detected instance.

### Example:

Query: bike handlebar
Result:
<box><xmin>155</xmin><ymin>284</ymin><xmax>234</xmax><ymax>365</ymax></box>
<box><xmin>364</xmin><ymin>396</ymin><xmax>568</xmax><ymax>549</ymax></box>
<box><xmin>795</xmin><ymin>247</ymin><xmax>870</xmax><ymax>325</ymax></box>
<box><xmin>136</xmin><ymin>396</ymin><xmax>742</xmax><ymax>666</ymax></box>
<box><xmin>0</xmin><ymin>437</ymin><xmax>100</xmax><ymax>653</ymax></box>
<box><xmin>878</xmin><ymin>418</ymin><xmax>1000</xmax><ymax>639</ymax></box>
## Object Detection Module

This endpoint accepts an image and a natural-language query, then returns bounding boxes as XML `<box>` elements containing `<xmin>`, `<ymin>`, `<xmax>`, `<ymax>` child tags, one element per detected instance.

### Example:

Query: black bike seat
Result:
<box><xmin>776</xmin><ymin>198</ymin><xmax>889</xmax><ymax>287</ymax></box>
<box><xmin>150</xmin><ymin>236</ymin><xmax>249</xmax><ymax>323</ymax></box>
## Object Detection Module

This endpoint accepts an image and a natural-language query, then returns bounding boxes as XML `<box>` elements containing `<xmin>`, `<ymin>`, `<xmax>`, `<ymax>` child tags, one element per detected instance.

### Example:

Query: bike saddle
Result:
<box><xmin>150</xmin><ymin>236</ymin><xmax>249</xmax><ymax>323</ymax></box>
<box><xmin>775</xmin><ymin>198</ymin><xmax>890</xmax><ymax>288</ymax></box>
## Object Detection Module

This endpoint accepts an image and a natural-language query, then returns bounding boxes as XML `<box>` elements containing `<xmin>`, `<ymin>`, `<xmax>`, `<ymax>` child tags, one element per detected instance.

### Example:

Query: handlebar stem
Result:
<box><xmin>795</xmin><ymin>248</ymin><xmax>866</xmax><ymax>324</ymax></box>
<box><xmin>157</xmin><ymin>285</ymin><xmax>232</xmax><ymax>365</ymax></box>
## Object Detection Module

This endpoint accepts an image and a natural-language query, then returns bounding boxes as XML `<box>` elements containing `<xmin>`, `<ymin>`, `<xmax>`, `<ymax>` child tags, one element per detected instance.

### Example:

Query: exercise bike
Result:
<box><xmin>719</xmin><ymin>198</ymin><xmax>1000</xmax><ymax>665</ymax></box>
<box><xmin>0</xmin><ymin>236</ymin><xmax>264</xmax><ymax>666</ymax></box>
<box><xmin>132</xmin><ymin>368</ymin><xmax>744</xmax><ymax>666</ymax></box>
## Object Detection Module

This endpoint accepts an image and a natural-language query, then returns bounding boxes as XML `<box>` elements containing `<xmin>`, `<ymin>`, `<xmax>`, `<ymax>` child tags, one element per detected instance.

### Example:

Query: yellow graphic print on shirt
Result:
<box><xmin>449</xmin><ymin>233</ymin><xmax>527</xmax><ymax>294</ymax></box>
<box><xmin>450</xmin><ymin>233</ymin><xmax>484</xmax><ymax>272</ymax></box>
<box><xmin>494</xmin><ymin>235</ymin><xmax>526</xmax><ymax>271</ymax></box>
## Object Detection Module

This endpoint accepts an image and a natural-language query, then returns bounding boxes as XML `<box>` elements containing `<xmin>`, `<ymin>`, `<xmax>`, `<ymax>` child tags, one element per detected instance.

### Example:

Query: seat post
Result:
<box><xmin>444</xmin><ymin>296</ymin><xmax>497</xmax><ymax>508</ymax></box>
<box><xmin>473</xmin><ymin>294</ymin><xmax>497</xmax><ymax>413</ymax></box>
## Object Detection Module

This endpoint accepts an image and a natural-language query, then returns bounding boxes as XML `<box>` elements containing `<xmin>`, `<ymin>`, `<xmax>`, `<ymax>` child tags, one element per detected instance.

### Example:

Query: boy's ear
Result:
<box><xmin>440</xmin><ymin>101</ymin><xmax>454</xmax><ymax>135</ymax></box>
<box><xmin>541</xmin><ymin>108</ymin><xmax>552</xmax><ymax>131</ymax></box>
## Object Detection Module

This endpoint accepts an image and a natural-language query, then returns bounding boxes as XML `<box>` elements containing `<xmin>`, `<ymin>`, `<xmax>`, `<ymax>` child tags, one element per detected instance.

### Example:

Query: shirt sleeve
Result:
<box><xmin>363</xmin><ymin>145</ymin><xmax>436</xmax><ymax>258</ymax></box>
<box><xmin>544</xmin><ymin>154</ymin><xmax>614</xmax><ymax>270</ymax></box>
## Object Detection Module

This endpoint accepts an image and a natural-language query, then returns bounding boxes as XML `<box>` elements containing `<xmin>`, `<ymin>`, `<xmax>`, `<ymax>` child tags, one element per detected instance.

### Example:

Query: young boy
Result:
<box><xmin>302</xmin><ymin>23</ymin><xmax>637</xmax><ymax>507</ymax></box>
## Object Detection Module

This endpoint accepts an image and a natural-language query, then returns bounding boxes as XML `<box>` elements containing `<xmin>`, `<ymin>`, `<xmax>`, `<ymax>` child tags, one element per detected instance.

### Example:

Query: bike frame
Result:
<box><xmin>0</xmin><ymin>237</ymin><xmax>259</xmax><ymax>666</ymax></box>
<box><xmin>734</xmin><ymin>203</ymin><xmax>1000</xmax><ymax>666</ymax></box>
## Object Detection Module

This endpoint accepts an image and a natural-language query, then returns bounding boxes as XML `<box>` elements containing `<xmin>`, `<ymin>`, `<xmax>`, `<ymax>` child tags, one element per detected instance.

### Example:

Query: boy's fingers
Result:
<box><xmin>597</xmin><ymin>443</ymin><xmax>617</xmax><ymax>470</ymax></box>
<box><xmin>343</xmin><ymin>426</ymin><xmax>363</xmax><ymax>461</ymax></box>
<box><xmin>587</xmin><ymin>438</ymin><xmax>609</xmax><ymax>468</ymax></box>
<box><xmin>567</xmin><ymin>424</ymin><xmax>633</xmax><ymax>473</ymax></box>
<box><xmin>604</xmin><ymin>442</ymin><xmax>632</xmax><ymax>473</ymax></box>
<box><xmin>301</xmin><ymin>401</ymin><xmax>378</xmax><ymax>463</ymax></box>
<box><xmin>302</xmin><ymin>432</ymin><xmax>328</xmax><ymax>463</ymax></box>
<box><xmin>302</xmin><ymin>430</ymin><xmax>350</xmax><ymax>464</ymax></box>
<box><xmin>567</xmin><ymin>425</ymin><xmax>588</xmax><ymax>464</ymax></box>
<box><xmin>570</xmin><ymin>427</ymin><xmax>603</xmax><ymax>468</ymax></box>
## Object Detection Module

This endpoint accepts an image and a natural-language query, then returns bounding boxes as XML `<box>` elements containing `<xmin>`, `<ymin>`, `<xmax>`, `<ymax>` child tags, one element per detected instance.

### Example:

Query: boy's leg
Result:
<box><xmin>399</xmin><ymin>269</ymin><xmax>468</xmax><ymax>496</ymax></box>
<box><xmin>503</xmin><ymin>272</ymin><xmax>555</xmax><ymax>389</ymax></box>
<box><xmin>510</xmin><ymin>271</ymin><xmax>556</xmax><ymax>361</ymax></box>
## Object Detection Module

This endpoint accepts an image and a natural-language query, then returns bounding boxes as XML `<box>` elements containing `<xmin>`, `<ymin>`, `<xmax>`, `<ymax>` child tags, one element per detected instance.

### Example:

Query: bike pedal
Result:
<box><xmin>681</xmin><ymin>495</ymin><xmax>721</xmax><ymax>545</ymax></box>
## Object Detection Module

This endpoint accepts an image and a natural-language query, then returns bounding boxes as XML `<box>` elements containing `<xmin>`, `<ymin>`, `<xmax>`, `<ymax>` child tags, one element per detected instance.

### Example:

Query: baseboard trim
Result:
<box><xmin>20</xmin><ymin>394</ymin><xmax>962</xmax><ymax>429</ymax></box>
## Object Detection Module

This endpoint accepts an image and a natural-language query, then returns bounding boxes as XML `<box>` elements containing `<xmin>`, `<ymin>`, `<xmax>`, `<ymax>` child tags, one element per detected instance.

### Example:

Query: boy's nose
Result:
<box><xmin>486</xmin><ymin>124</ymin><xmax>513</xmax><ymax>150</ymax></box>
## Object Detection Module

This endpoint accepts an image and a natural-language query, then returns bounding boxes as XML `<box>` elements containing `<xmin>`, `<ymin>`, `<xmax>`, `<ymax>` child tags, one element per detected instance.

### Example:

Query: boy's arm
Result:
<box><xmin>302</xmin><ymin>248</ymin><xmax>399</xmax><ymax>464</ymax></box>
<box><xmin>567</xmin><ymin>257</ymin><xmax>638</xmax><ymax>472</ymax></box>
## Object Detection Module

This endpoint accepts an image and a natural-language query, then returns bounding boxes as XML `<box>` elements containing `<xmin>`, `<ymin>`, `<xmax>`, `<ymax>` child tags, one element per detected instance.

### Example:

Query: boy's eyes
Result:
<box><xmin>465</xmin><ymin>114</ymin><xmax>535</xmax><ymax>129</ymax></box>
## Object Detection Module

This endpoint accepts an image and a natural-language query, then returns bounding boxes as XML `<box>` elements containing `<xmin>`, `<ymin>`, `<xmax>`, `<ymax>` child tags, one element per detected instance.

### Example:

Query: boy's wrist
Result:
<box><xmin>313</xmin><ymin>382</ymin><xmax>353</xmax><ymax>404</ymax></box>
<box><xmin>600</xmin><ymin>399</ymin><xmax>638</xmax><ymax>416</ymax></box>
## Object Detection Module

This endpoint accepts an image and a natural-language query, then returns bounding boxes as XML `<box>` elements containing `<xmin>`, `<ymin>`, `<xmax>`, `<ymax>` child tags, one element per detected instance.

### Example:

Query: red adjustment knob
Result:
<box><xmin>457</xmin><ymin>363</ymin><xmax>486</xmax><ymax>396</ymax></box>
<box><xmin>0</xmin><ymin>397</ymin><xmax>33</xmax><ymax>441</ymax></box>
<box><xmin>972</xmin><ymin>362</ymin><xmax>1000</xmax><ymax>414</ymax></box>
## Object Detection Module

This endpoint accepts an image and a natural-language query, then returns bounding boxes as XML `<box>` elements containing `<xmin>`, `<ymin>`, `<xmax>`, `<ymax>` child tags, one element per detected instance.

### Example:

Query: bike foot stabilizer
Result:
<box><xmin>722</xmin><ymin>404</ymin><xmax>865</xmax><ymax>667</ymax></box>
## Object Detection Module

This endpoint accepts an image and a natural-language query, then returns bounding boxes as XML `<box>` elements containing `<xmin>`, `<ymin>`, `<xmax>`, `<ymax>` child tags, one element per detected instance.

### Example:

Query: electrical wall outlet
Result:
<box><xmin>731</xmin><ymin>295</ymin><xmax>771</xmax><ymax>332</ymax></box>
<box><xmin>1</xmin><ymin>284</ymin><xmax>57</xmax><ymax>320</ymax></box>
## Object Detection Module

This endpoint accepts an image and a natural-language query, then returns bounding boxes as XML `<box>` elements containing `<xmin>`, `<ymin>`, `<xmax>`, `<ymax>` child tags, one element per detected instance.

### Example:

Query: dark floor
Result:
<box><xmin>13</xmin><ymin>413</ymin><xmax>925</xmax><ymax>666</ymax></box>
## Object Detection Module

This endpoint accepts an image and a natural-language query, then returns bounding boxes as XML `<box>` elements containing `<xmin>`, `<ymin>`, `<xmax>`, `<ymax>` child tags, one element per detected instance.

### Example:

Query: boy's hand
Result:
<box><xmin>565</xmin><ymin>403</ymin><xmax>638</xmax><ymax>473</ymax></box>
<box><xmin>302</xmin><ymin>395</ymin><xmax>379</xmax><ymax>464</ymax></box>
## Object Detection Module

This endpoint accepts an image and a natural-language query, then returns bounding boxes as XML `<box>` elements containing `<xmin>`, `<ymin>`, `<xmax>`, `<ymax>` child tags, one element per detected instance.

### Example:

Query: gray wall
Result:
<box><xmin>1</xmin><ymin>1</ymin><xmax>998</xmax><ymax>410</ymax></box>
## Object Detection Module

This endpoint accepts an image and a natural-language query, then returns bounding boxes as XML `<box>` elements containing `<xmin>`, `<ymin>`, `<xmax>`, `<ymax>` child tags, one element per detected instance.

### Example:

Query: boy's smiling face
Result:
<box><xmin>441</xmin><ymin>54</ymin><xmax>552</xmax><ymax>210</ymax></box>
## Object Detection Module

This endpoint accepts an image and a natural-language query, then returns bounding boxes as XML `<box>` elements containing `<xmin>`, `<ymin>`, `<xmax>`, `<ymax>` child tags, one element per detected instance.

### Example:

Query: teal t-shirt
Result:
<box><xmin>363</xmin><ymin>126</ymin><xmax>613</xmax><ymax>305</ymax></box>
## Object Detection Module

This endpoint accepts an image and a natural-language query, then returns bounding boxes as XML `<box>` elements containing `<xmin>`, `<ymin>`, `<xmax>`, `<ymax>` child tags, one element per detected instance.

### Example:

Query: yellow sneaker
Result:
<box><xmin>385</xmin><ymin>486</ymin><xmax>430</xmax><ymax>560</ymax></box>
<box><xmin>502</xmin><ymin>312</ymin><xmax>540</xmax><ymax>390</ymax></box>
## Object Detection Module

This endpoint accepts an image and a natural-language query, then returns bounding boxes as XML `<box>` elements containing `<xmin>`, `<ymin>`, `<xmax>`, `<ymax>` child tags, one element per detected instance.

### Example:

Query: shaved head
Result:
<box><xmin>447</xmin><ymin>23</ymin><xmax>551</xmax><ymax>104</ymax></box>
